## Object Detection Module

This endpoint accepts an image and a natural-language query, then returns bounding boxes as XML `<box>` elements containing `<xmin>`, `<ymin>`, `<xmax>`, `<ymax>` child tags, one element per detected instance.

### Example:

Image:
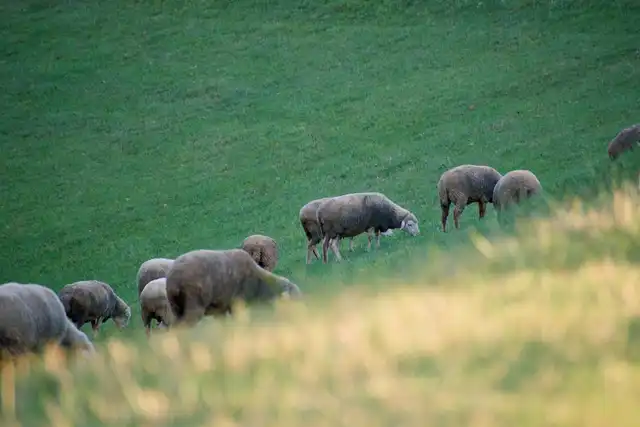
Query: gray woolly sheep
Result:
<box><xmin>608</xmin><ymin>124</ymin><xmax>640</xmax><ymax>160</ymax></box>
<box><xmin>316</xmin><ymin>192</ymin><xmax>420</xmax><ymax>263</ymax></box>
<box><xmin>136</xmin><ymin>257</ymin><xmax>174</xmax><ymax>296</ymax></box>
<box><xmin>240</xmin><ymin>234</ymin><xmax>279</xmax><ymax>272</ymax></box>
<box><xmin>299</xmin><ymin>197</ymin><xmax>393</xmax><ymax>264</ymax></box>
<box><xmin>139</xmin><ymin>277</ymin><xmax>174</xmax><ymax>337</ymax></box>
<box><xmin>58</xmin><ymin>280</ymin><xmax>131</xmax><ymax>336</ymax></box>
<box><xmin>437</xmin><ymin>164</ymin><xmax>502</xmax><ymax>232</ymax></box>
<box><xmin>165</xmin><ymin>248</ymin><xmax>302</xmax><ymax>327</ymax></box>
<box><xmin>0</xmin><ymin>282</ymin><xmax>95</xmax><ymax>360</ymax></box>
<box><xmin>492</xmin><ymin>169</ymin><xmax>543</xmax><ymax>216</ymax></box>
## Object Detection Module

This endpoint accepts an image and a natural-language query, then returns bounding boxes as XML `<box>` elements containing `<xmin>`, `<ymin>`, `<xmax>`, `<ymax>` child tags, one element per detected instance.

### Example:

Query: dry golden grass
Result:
<box><xmin>3</xmin><ymin>187</ymin><xmax>640</xmax><ymax>427</ymax></box>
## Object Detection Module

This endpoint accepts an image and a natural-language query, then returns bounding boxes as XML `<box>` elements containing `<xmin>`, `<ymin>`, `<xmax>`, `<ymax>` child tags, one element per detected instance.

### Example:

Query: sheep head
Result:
<box><xmin>113</xmin><ymin>300</ymin><xmax>131</xmax><ymax>329</ymax></box>
<box><xmin>400</xmin><ymin>213</ymin><xmax>420</xmax><ymax>236</ymax></box>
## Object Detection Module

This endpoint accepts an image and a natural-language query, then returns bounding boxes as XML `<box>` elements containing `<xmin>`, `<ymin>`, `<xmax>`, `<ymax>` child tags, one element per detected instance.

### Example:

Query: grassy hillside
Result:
<box><xmin>3</xmin><ymin>187</ymin><xmax>640</xmax><ymax>426</ymax></box>
<box><xmin>1</xmin><ymin>0</ymin><xmax>639</xmax><ymax>326</ymax></box>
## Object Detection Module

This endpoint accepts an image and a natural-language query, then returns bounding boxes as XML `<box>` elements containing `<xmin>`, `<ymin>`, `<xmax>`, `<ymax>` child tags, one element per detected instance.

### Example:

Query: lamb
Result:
<box><xmin>136</xmin><ymin>257</ymin><xmax>174</xmax><ymax>296</ymax></box>
<box><xmin>315</xmin><ymin>192</ymin><xmax>420</xmax><ymax>263</ymax></box>
<box><xmin>58</xmin><ymin>280</ymin><xmax>131</xmax><ymax>336</ymax></box>
<box><xmin>437</xmin><ymin>164</ymin><xmax>503</xmax><ymax>232</ymax></box>
<box><xmin>492</xmin><ymin>169</ymin><xmax>543</xmax><ymax>217</ymax></box>
<box><xmin>0</xmin><ymin>282</ymin><xmax>95</xmax><ymax>360</ymax></box>
<box><xmin>240</xmin><ymin>234</ymin><xmax>279</xmax><ymax>272</ymax></box>
<box><xmin>299</xmin><ymin>197</ymin><xmax>393</xmax><ymax>264</ymax></box>
<box><xmin>607</xmin><ymin>123</ymin><xmax>640</xmax><ymax>160</ymax></box>
<box><xmin>165</xmin><ymin>248</ymin><xmax>303</xmax><ymax>327</ymax></box>
<box><xmin>139</xmin><ymin>277</ymin><xmax>174</xmax><ymax>337</ymax></box>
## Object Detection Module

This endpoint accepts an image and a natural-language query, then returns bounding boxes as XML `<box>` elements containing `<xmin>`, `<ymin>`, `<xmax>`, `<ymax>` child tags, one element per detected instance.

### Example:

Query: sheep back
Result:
<box><xmin>492</xmin><ymin>169</ymin><xmax>542</xmax><ymax>210</ymax></box>
<box><xmin>240</xmin><ymin>234</ymin><xmax>278</xmax><ymax>272</ymax></box>
<box><xmin>317</xmin><ymin>192</ymin><xmax>417</xmax><ymax>239</ymax></box>
<box><xmin>0</xmin><ymin>282</ymin><xmax>90</xmax><ymax>359</ymax></box>
<box><xmin>165</xmin><ymin>249</ymin><xmax>301</xmax><ymax>325</ymax></box>
<box><xmin>437</xmin><ymin>164</ymin><xmax>502</xmax><ymax>207</ymax></box>
<box><xmin>137</xmin><ymin>258</ymin><xmax>174</xmax><ymax>296</ymax></box>
<box><xmin>608</xmin><ymin>124</ymin><xmax>640</xmax><ymax>160</ymax></box>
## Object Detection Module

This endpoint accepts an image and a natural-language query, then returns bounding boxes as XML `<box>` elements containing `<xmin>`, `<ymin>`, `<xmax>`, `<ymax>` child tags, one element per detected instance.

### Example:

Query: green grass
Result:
<box><xmin>4</xmin><ymin>187</ymin><xmax>640</xmax><ymax>427</ymax></box>
<box><xmin>1</xmin><ymin>0</ymin><xmax>639</xmax><ymax>359</ymax></box>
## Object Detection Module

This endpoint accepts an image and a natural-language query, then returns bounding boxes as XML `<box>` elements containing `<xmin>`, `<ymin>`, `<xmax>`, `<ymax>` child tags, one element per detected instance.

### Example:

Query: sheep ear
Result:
<box><xmin>401</xmin><ymin>218</ymin><xmax>406</xmax><ymax>229</ymax></box>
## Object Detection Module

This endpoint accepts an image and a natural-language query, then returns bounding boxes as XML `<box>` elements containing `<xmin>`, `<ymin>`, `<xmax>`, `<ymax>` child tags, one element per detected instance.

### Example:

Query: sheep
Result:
<box><xmin>492</xmin><ymin>169</ymin><xmax>543</xmax><ymax>219</ymax></box>
<box><xmin>299</xmin><ymin>197</ymin><xmax>394</xmax><ymax>264</ymax></box>
<box><xmin>165</xmin><ymin>248</ymin><xmax>302</xmax><ymax>327</ymax></box>
<box><xmin>136</xmin><ymin>257</ymin><xmax>174</xmax><ymax>296</ymax></box>
<box><xmin>58</xmin><ymin>280</ymin><xmax>131</xmax><ymax>336</ymax></box>
<box><xmin>437</xmin><ymin>164</ymin><xmax>503</xmax><ymax>232</ymax></box>
<box><xmin>139</xmin><ymin>277</ymin><xmax>174</xmax><ymax>337</ymax></box>
<box><xmin>607</xmin><ymin>123</ymin><xmax>640</xmax><ymax>160</ymax></box>
<box><xmin>315</xmin><ymin>192</ymin><xmax>420</xmax><ymax>263</ymax></box>
<box><xmin>0</xmin><ymin>282</ymin><xmax>95</xmax><ymax>360</ymax></box>
<box><xmin>240</xmin><ymin>234</ymin><xmax>279</xmax><ymax>272</ymax></box>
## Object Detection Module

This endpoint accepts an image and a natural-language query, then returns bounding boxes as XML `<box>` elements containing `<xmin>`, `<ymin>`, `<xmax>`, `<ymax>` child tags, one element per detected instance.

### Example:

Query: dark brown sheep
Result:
<box><xmin>437</xmin><ymin>164</ymin><xmax>502</xmax><ymax>232</ymax></box>
<box><xmin>240</xmin><ymin>234</ymin><xmax>278</xmax><ymax>272</ymax></box>
<box><xmin>608</xmin><ymin>124</ymin><xmax>640</xmax><ymax>160</ymax></box>
<box><xmin>316</xmin><ymin>192</ymin><xmax>420</xmax><ymax>263</ymax></box>
<box><xmin>136</xmin><ymin>257</ymin><xmax>174</xmax><ymax>296</ymax></box>
<box><xmin>0</xmin><ymin>282</ymin><xmax>95</xmax><ymax>360</ymax></box>
<box><xmin>58</xmin><ymin>280</ymin><xmax>131</xmax><ymax>336</ymax></box>
<box><xmin>165</xmin><ymin>249</ymin><xmax>302</xmax><ymax>327</ymax></box>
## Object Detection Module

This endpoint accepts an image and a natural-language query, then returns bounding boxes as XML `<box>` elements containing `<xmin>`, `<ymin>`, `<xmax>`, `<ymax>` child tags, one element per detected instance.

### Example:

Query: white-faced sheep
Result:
<box><xmin>316</xmin><ymin>192</ymin><xmax>420</xmax><ymax>263</ymax></box>
<box><xmin>437</xmin><ymin>164</ymin><xmax>502</xmax><ymax>232</ymax></box>
<box><xmin>136</xmin><ymin>257</ymin><xmax>174</xmax><ymax>296</ymax></box>
<box><xmin>139</xmin><ymin>277</ymin><xmax>174</xmax><ymax>337</ymax></box>
<box><xmin>58</xmin><ymin>280</ymin><xmax>131</xmax><ymax>336</ymax></box>
<box><xmin>608</xmin><ymin>123</ymin><xmax>640</xmax><ymax>160</ymax></box>
<box><xmin>0</xmin><ymin>282</ymin><xmax>95</xmax><ymax>360</ymax></box>
<box><xmin>299</xmin><ymin>197</ymin><xmax>393</xmax><ymax>264</ymax></box>
<box><xmin>492</xmin><ymin>169</ymin><xmax>543</xmax><ymax>219</ymax></box>
<box><xmin>240</xmin><ymin>234</ymin><xmax>279</xmax><ymax>272</ymax></box>
<box><xmin>165</xmin><ymin>248</ymin><xmax>302</xmax><ymax>327</ymax></box>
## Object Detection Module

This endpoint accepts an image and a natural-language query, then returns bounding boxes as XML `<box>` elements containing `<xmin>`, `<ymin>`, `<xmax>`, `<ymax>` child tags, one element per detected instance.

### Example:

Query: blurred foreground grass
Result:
<box><xmin>3</xmin><ymin>186</ymin><xmax>640</xmax><ymax>427</ymax></box>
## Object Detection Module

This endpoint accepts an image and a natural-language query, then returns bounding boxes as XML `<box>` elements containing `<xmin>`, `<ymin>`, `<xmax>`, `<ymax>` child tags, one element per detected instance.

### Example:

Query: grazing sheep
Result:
<box><xmin>136</xmin><ymin>257</ymin><xmax>174</xmax><ymax>296</ymax></box>
<box><xmin>240</xmin><ymin>234</ymin><xmax>279</xmax><ymax>272</ymax></box>
<box><xmin>0</xmin><ymin>282</ymin><xmax>95</xmax><ymax>360</ymax></box>
<box><xmin>316</xmin><ymin>192</ymin><xmax>420</xmax><ymax>263</ymax></box>
<box><xmin>165</xmin><ymin>249</ymin><xmax>302</xmax><ymax>327</ymax></box>
<box><xmin>437</xmin><ymin>164</ymin><xmax>503</xmax><ymax>232</ymax></box>
<box><xmin>139</xmin><ymin>278</ymin><xmax>174</xmax><ymax>337</ymax></box>
<box><xmin>492</xmin><ymin>169</ymin><xmax>543</xmax><ymax>218</ymax></box>
<box><xmin>608</xmin><ymin>123</ymin><xmax>640</xmax><ymax>160</ymax></box>
<box><xmin>58</xmin><ymin>280</ymin><xmax>131</xmax><ymax>336</ymax></box>
<box><xmin>299</xmin><ymin>197</ymin><xmax>393</xmax><ymax>264</ymax></box>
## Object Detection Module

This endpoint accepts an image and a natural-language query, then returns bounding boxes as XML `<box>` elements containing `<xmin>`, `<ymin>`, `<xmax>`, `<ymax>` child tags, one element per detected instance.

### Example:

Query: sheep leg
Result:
<box><xmin>367</xmin><ymin>231</ymin><xmax>373</xmax><ymax>251</ymax></box>
<box><xmin>478</xmin><ymin>201</ymin><xmax>486</xmax><ymax>219</ymax></box>
<box><xmin>376</xmin><ymin>230</ymin><xmax>381</xmax><ymax>248</ymax></box>
<box><xmin>349</xmin><ymin>237</ymin><xmax>355</xmax><ymax>252</ymax></box>
<box><xmin>453</xmin><ymin>203</ymin><xmax>466</xmax><ymax>229</ymax></box>
<box><xmin>330</xmin><ymin>237</ymin><xmax>343</xmax><ymax>262</ymax></box>
<box><xmin>441</xmin><ymin>203</ymin><xmax>450</xmax><ymax>232</ymax></box>
<box><xmin>321</xmin><ymin>235</ymin><xmax>331</xmax><ymax>263</ymax></box>
<box><xmin>90</xmin><ymin>319</ymin><xmax>101</xmax><ymax>336</ymax></box>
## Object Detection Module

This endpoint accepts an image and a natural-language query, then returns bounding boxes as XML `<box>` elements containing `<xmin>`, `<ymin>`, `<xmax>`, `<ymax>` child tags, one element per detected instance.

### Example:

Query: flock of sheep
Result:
<box><xmin>0</xmin><ymin>123</ymin><xmax>637</xmax><ymax>362</ymax></box>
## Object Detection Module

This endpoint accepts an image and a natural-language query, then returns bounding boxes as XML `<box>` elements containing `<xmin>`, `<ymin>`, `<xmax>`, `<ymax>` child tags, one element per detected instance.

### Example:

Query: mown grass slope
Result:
<box><xmin>1</xmin><ymin>0</ymin><xmax>639</xmax><ymax>332</ymax></box>
<box><xmin>3</xmin><ymin>187</ymin><xmax>640</xmax><ymax>427</ymax></box>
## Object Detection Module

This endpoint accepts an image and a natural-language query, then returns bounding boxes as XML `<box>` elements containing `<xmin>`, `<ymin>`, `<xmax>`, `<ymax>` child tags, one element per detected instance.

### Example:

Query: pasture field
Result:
<box><xmin>0</xmin><ymin>0</ymin><xmax>640</xmax><ymax>423</ymax></box>
<box><xmin>3</xmin><ymin>188</ymin><xmax>640</xmax><ymax>426</ymax></box>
